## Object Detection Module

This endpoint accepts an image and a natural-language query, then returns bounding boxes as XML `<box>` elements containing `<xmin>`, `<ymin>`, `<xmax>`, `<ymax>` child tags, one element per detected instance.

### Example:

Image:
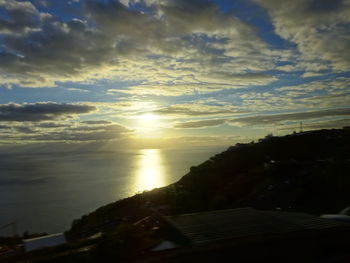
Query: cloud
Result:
<box><xmin>14</xmin><ymin>125</ymin><xmax>35</xmax><ymax>133</ymax></box>
<box><xmin>229</xmin><ymin>108</ymin><xmax>350</xmax><ymax>126</ymax></box>
<box><xmin>195</xmin><ymin>72</ymin><xmax>277</xmax><ymax>86</ymax></box>
<box><xmin>153</xmin><ymin>103</ymin><xmax>246</xmax><ymax>116</ymax></box>
<box><xmin>172</xmin><ymin>106</ymin><xmax>350</xmax><ymax>130</ymax></box>
<box><xmin>66</xmin><ymin>88</ymin><xmax>90</xmax><ymax>93</ymax></box>
<box><xmin>0</xmin><ymin>0</ymin><xmax>40</xmax><ymax>35</ymax></box>
<box><xmin>254</xmin><ymin>0</ymin><xmax>350</xmax><ymax>72</ymax></box>
<box><xmin>278</xmin><ymin>118</ymin><xmax>350</xmax><ymax>131</ymax></box>
<box><xmin>0</xmin><ymin>102</ymin><xmax>96</xmax><ymax>122</ymax></box>
<box><xmin>37</xmin><ymin>122</ymin><xmax>69</xmax><ymax>128</ymax></box>
<box><xmin>0</xmin><ymin>0</ymin><xmax>283</xmax><ymax>91</ymax></box>
<box><xmin>233</xmin><ymin>77</ymin><xmax>350</xmax><ymax>112</ymax></box>
<box><xmin>174</xmin><ymin>118</ymin><xmax>227</xmax><ymax>128</ymax></box>
<box><xmin>276</xmin><ymin>64</ymin><xmax>299</xmax><ymax>72</ymax></box>
<box><xmin>0</xmin><ymin>119</ymin><xmax>133</xmax><ymax>143</ymax></box>
<box><xmin>81</xmin><ymin>120</ymin><xmax>112</xmax><ymax>125</ymax></box>
<box><xmin>110</xmin><ymin>84</ymin><xmax>226</xmax><ymax>97</ymax></box>
<box><xmin>67</xmin><ymin>123</ymin><xmax>128</xmax><ymax>132</ymax></box>
<box><xmin>128</xmin><ymin>134</ymin><xmax>249</xmax><ymax>148</ymax></box>
<box><xmin>109</xmin><ymin>72</ymin><xmax>277</xmax><ymax>96</ymax></box>
<box><xmin>277</xmin><ymin>77</ymin><xmax>350</xmax><ymax>93</ymax></box>
<box><xmin>41</xmin><ymin>123</ymin><xmax>132</xmax><ymax>142</ymax></box>
<box><xmin>301</xmin><ymin>72</ymin><xmax>324</xmax><ymax>78</ymax></box>
<box><xmin>274</xmin><ymin>77</ymin><xmax>350</xmax><ymax>109</ymax></box>
<box><xmin>0</xmin><ymin>124</ymin><xmax>11</xmax><ymax>129</ymax></box>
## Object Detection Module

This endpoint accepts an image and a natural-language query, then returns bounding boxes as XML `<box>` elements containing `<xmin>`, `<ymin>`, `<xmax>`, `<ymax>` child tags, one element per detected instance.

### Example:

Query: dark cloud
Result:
<box><xmin>37</xmin><ymin>122</ymin><xmax>69</xmax><ymax>128</ymax></box>
<box><xmin>307</xmin><ymin>0</ymin><xmax>344</xmax><ymax>13</ymax></box>
<box><xmin>0</xmin><ymin>124</ymin><xmax>10</xmax><ymax>129</ymax></box>
<box><xmin>0</xmin><ymin>102</ymin><xmax>96</xmax><ymax>122</ymax></box>
<box><xmin>303</xmin><ymin>118</ymin><xmax>350</xmax><ymax>129</ymax></box>
<box><xmin>0</xmin><ymin>9</ymin><xmax>110</xmax><ymax>86</ymax></box>
<box><xmin>33</xmin><ymin>123</ymin><xmax>132</xmax><ymax>141</ymax></box>
<box><xmin>0</xmin><ymin>0</ymin><xmax>278</xmax><ymax>89</ymax></box>
<box><xmin>14</xmin><ymin>126</ymin><xmax>35</xmax><ymax>133</ymax></box>
<box><xmin>0</xmin><ymin>0</ymin><xmax>347</xmax><ymax>93</ymax></box>
<box><xmin>254</xmin><ymin>0</ymin><xmax>350</xmax><ymax>72</ymax></box>
<box><xmin>154</xmin><ymin>104</ymin><xmax>244</xmax><ymax>116</ymax></box>
<box><xmin>0</xmin><ymin>121</ymin><xmax>133</xmax><ymax>143</ymax></box>
<box><xmin>279</xmin><ymin>118</ymin><xmax>350</xmax><ymax>131</ymax></box>
<box><xmin>81</xmin><ymin>120</ymin><xmax>112</xmax><ymax>125</ymax></box>
<box><xmin>230</xmin><ymin>108</ymin><xmax>350</xmax><ymax>126</ymax></box>
<box><xmin>174</xmin><ymin>119</ymin><xmax>227</xmax><ymax>128</ymax></box>
<box><xmin>67</xmin><ymin>123</ymin><xmax>129</xmax><ymax>132</ymax></box>
<box><xmin>0</xmin><ymin>0</ymin><xmax>39</xmax><ymax>35</ymax></box>
<box><xmin>173</xmin><ymin>108</ymin><xmax>350</xmax><ymax>129</ymax></box>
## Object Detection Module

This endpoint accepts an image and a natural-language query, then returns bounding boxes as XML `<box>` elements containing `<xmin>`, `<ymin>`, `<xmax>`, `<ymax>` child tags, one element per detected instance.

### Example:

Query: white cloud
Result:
<box><xmin>0</xmin><ymin>0</ymin><xmax>283</xmax><ymax>91</ymax></box>
<box><xmin>254</xmin><ymin>0</ymin><xmax>350</xmax><ymax>72</ymax></box>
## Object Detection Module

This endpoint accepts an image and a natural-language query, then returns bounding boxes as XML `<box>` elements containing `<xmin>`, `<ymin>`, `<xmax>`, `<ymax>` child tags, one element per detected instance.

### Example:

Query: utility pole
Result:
<box><xmin>0</xmin><ymin>221</ymin><xmax>17</xmax><ymax>237</ymax></box>
<box><xmin>12</xmin><ymin>221</ymin><xmax>17</xmax><ymax>237</ymax></box>
<box><xmin>300</xmin><ymin>121</ymin><xmax>303</xmax><ymax>133</ymax></box>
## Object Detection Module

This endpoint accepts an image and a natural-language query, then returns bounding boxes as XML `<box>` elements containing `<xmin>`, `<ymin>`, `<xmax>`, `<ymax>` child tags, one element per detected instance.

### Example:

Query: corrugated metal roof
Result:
<box><xmin>23</xmin><ymin>233</ymin><xmax>65</xmax><ymax>242</ymax></box>
<box><xmin>165</xmin><ymin>208</ymin><xmax>349</xmax><ymax>245</ymax></box>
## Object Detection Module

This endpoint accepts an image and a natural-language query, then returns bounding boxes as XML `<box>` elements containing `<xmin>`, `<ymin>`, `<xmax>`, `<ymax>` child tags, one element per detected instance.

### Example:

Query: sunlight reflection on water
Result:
<box><xmin>134</xmin><ymin>149</ymin><xmax>166</xmax><ymax>193</ymax></box>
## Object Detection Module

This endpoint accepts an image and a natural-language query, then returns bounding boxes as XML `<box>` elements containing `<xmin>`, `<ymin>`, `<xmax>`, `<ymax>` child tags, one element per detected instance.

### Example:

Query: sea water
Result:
<box><xmin>0</xmin><ymin>147</ymin><xmax>224</xmax><ymax>234</ymax></box>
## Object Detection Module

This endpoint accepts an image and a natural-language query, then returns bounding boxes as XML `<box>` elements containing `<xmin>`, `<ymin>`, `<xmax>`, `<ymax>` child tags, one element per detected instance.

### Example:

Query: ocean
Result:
<box><xmin>0</xmin><ymin>147</ymin><xmax>225</xmax><ymax>235</ymax></box>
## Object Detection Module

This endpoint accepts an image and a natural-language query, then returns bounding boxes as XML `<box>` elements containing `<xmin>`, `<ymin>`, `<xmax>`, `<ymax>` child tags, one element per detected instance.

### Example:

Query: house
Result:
<box><xmin>23</xmin><ymin>233</ymin><xmax>66</xmax><ymax>252</ymax></box>
<box><xmin>164</xmin><ymin>207</ymin><xmax>350</xmax><ymax>246</ymax></box>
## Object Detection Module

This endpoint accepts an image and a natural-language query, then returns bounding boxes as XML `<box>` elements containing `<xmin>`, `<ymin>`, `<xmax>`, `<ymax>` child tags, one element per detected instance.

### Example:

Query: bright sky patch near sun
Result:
<box><xmin>0</xmin><ymin>0</ymin><xmax>349</xmax><ymax>149</ymax></box>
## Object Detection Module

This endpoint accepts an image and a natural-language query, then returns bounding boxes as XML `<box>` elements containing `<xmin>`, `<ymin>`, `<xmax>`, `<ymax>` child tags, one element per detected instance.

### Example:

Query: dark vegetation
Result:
<box><xmin>2</xmin><ymin>128</ymin><xmax>350</xmax><ymax>262</ymax></box>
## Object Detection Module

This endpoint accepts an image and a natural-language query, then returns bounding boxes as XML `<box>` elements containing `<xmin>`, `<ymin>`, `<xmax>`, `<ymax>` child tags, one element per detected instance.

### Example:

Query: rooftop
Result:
<box><xmin>165</xmin><ymin>208</ymin><xmax>349</xmax><ymax>245</ymax></box>
<box><xmin>23</xmin><ymin>233</ymin><xmax>64</xmax><ymax>243</ymax></box>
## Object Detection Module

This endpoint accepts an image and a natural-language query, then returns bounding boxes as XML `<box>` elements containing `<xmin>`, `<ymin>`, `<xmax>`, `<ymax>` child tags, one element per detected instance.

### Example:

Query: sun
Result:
<box><xmin>140</xmin><ymin>113</ymin><xmax>158</xmax><ymax>122</ymax></box>
<box><xmin>135</xmin><ymin>113</ymin><xmax>161</xmax><ymax>137</ymax></box>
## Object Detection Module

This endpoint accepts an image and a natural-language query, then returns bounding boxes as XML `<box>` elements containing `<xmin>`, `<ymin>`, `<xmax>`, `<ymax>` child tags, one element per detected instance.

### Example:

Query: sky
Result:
<box><xmin>0</xmin><ymin>0</ymin><xmax>349</xmax><ymax>150</ymax></box>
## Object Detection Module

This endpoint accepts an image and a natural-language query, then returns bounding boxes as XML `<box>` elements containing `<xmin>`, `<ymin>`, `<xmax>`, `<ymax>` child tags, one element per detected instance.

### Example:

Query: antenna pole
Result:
<box><xmin>0</xmin><ymin>221</ymin><xmax>17</xmax><ymax>237</ymax></box>
<box><xmin>12</xmin><ymin>221</ymin><xmax>17</xmax><ymax>237</ymax></box>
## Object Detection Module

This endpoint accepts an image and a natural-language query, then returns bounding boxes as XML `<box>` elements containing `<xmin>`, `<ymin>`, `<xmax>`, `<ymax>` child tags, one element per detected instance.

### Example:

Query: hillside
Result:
<box><xmin>68</xmin><ymin>128</ymin><xmax>350</xmax><ymax>240</ymax></box>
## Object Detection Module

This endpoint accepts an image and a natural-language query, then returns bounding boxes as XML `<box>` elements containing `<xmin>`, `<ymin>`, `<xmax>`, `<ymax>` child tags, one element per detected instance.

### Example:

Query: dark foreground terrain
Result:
<box><xmin>2</xmin><ymin>128</ymin><xmax>350</xmax><ymax>262</ymax></box>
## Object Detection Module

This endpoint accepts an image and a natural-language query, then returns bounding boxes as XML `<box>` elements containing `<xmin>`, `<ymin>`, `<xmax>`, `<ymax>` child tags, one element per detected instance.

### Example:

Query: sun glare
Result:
<box><xmin>140</xmin><ymin>113</ymin><xmax>158</xmax><ymax>122</ymax></box>
<box><xmin>134</xmin><ymin>149</ymin><xmax>166</xmax><ymax>193</ymax></box>
<box><xmin>136</xmin><ymin>113</ymin><xmax>163</xmax><ymax>138</ymax></box>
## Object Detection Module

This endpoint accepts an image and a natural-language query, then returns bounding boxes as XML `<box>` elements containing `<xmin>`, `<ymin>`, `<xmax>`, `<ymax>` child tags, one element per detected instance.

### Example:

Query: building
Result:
<box><xmin>143</xmin><ymin>208</ymin><xmax>350</xmax><ymax>261</ymax></box>
<box><xmin>164</xmin><ymin>207</ymin><xmax>350</xmax><ymax>245</ymax></box>
<box><xmin>23</xmin><ymin>233</ymin><xmax>66</xmax><ymax>252</ymax></box>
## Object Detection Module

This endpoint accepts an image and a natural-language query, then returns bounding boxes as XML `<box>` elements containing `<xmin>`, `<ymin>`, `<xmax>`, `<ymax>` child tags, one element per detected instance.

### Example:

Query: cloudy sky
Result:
<box><xmin>0</xmin><ymin>0</ymin><xmax>349</xmax><ymax>149</ymax></box>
